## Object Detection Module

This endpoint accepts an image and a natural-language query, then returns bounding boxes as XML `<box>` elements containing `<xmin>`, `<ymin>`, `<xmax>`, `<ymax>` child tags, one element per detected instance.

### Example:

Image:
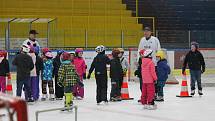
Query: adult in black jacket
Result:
<box><xmin>13</xmin><ymin>45</ymin><xmax>34</xmax><ymax>101</ymax></box>
<box><xmin>182</xmin><ymin>42</ymin><xmax>205</xmax><ymax>96</ymax></box>
<box><xmin>87</xmin><ymin>45</ymin><xmax>110</xmax><ymax>104</ymax></box>
<box><xmin>110</xmin><ymin>49</ymin><xmax>123</xmax><ymax>101</ymax></box>
<box><xmin>53</xmin><ymin>50</ymin><xmax>64</xmax><ymax>99</ymax></box>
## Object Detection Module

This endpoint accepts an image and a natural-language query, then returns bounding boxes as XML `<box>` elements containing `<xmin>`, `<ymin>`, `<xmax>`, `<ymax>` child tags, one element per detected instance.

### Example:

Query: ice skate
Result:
<box><xmin>41</xmin><ymin>94</ymin><xmax>47</xmax><ymax>101</ymax></box>
<box><xmin>55</xmin><ymin>97</ymin><xmax>63</xmax><ymax>100</ymax></box>
<box><xmin>155</xmin><ymin>96</ymin><xmax>164</xmax><ymax>102</ymax></box>
<box><xmin>198</xmin><ymin>90</ymin><xmax>203</xmax><ymax>96</ymax></box>
<box><xmin>49</xmin><ymin>94</ymin><xmax>55</xmax><ymax>101</ymax></box>
<box><xmin>110</xmin><ymin>97</ymin><xmax>118</xmax><ymax>102</ymax></box>
<box><xmin>190</xmin><ymin>90</ymin><xmax>195</xmax><ymax>96</ymax></box>
<box><xmin>102</xmin><ymin>100</ymin><xmax>109</xmax><ymax>105</ymax></box>
<box><xmin>143</xmin><ymin>105</ymin><xmax>148</xmax><ymax>109</ymax></box>
<box><xmin>147</xmin><ymin>104</ymin><xmax>157</xmax><ymax>110</ymax></box>
<box><xmin>76</xmin><ymin>96</ymin><xmax>83</xmax><ymax>100</ymax></box>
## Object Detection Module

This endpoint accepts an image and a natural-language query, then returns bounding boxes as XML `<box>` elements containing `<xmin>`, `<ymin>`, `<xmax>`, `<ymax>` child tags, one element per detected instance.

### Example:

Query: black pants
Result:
<box><xmin>95</xmin><ymin>74</ymin><xmax>108</xmax><ymax>103</ymax></box>
<box><xmin>16</xmin><ymin>78</ymin><xmax>31</xmax><ymax>100</ymax></box>
<box><xmin>55</xmin><ymin>75</ymin><xmax>64</xmax><ymax>98</ymax></box>
<box><xmin>42</xmin><ymin>80</ymin><xmax>54</xmax><ymax>94</ymax></box>
<box><xmin>110</xmin><ymin>79</ymin><xmax>121</xmax><ymax>98</ymax></box>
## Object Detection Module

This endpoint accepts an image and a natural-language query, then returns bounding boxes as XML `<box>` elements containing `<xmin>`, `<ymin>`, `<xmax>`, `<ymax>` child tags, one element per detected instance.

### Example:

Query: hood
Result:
<box><xmin>158</xmin><ymin>59</ymin><xmax>168</xmax><ymax>65</ymax></box>
<box><xmin>142</xmin><ymin>58</ymin><xmax>153</xmax><ymax>67</ymax></box>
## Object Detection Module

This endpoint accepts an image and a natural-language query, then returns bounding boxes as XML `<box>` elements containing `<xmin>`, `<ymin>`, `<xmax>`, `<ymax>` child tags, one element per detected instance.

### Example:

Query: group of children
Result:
<box><xmin>0</xmin><ymin>43</ymin><xmax>170</xmax><ymax>110</ymax></box>
<box><xmin>135</xmin><ymin>49</ymin><xmax>170</xmax><ymax>110</ymax></box>
<box><xmin>88</xmin><ymin>46</ymin><xmax>128</xmax><ymax>104</ymax></box>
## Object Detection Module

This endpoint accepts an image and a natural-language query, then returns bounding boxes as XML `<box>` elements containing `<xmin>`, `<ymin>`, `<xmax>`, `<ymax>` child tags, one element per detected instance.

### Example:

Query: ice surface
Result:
<box><xmin>2</xmin><ymin>76</ymin><xmax>215</xmax><ymax>121</ymax></box>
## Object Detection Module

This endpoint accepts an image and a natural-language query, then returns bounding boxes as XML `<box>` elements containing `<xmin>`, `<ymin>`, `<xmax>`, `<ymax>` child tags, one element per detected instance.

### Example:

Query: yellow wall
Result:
<box><xmin>0</xmin><ymin>0</ymin><xmax>144</xmax><ymax>48</ymax></box>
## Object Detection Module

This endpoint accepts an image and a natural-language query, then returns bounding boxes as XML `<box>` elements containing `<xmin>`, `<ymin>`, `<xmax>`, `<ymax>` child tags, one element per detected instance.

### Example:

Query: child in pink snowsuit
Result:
<box><xmin>141</xmin><ymin>49</ymin><xmax>158</xmax><ymax>110</ymax></box>
<box><xmin>73</xmin><ymin>48</ymin><xmax>86</xmax><ymax>99</ymax></box>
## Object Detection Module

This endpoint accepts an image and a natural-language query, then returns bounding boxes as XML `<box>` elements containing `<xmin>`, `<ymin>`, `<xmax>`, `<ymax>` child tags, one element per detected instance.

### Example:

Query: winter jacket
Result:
<box><xmin>12</xmin><ymin>53</ymin><xmax>34</xmax><ymax>81</ymax></box>
<box><xmin>89</xmin><ymin>53</ymin><xmax>110</xmax><ymax>75</ymax></box>
<box><xmin>110</xmin><ymin>58</ymin><xmax>123</xmax><ymax>80</ymax></box>
<box><xmin>182</xmin><ymin>50</ymin><xmax>205</xmax><ymax>72</ymax></box>
<box><xmin>141</xmin><ymin>58</ymin><xmax>157</xmax><ymax>83</ymax></box>
<box><xmin>157</xmin><ymin>59</ymin><xmax>170</xmax><ymax>82</ymax></box>
<box><xmin>42</xmin><ymin>59</ymin><xmax>54</xmax><ymax>81</ymax></box>
<box><xmin>53</xmin><ymin>55</ymin><xmax>61</xmax><ymax>76</ymax></box>
<box><xmin>138</xmin><ymin>36</ymin><xmax>161</xmax><ymax>66</ymax></box>
<box><xmin>35</xmin><ymin>55</ymin><xmax>43</xmax><ymax>76</ymax></box>
<box><xmin>23</xmin><ymin>38</ymin><xmax>40</xmax><ymax>48</ymax></box>
<box><xmin>73</xmin><ymin>57</ymin><xmax>86</xmax><ymax>78</ymax></box>
<box><xmin>58</xmin><ymin>63</ymin><xmax>79</xmax><ymax>87</ymax></box>
<box><xmin>0</xmin><ymin>58</ymin><xmax>9</xmax><ymax>76</ymax></box>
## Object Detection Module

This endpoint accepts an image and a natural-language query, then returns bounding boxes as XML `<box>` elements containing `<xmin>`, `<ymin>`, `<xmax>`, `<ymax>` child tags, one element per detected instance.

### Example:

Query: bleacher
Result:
<box><xmin>0</xmin><ymin>0</ymin><xmax>144</xmax><ymax>49</ymax></box>
<box><xmin>124</xmin><ymin>0</ymin><xmax>215</xmax><ymax>48</ymax></box>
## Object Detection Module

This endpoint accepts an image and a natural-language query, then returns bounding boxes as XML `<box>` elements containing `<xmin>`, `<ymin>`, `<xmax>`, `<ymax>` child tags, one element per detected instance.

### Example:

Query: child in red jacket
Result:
<box><xmin>73</xmin><ymin>48</ymin><xmax>86</xmax><ymax>100</ymax></box>
<box><xmin>141</xmin><ymin>49</ymin><xmax>158</xmax><ymax>110</ymax></box>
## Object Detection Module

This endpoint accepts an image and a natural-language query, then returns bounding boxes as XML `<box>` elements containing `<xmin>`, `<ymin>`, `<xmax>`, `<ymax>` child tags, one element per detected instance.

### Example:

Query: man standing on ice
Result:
<box><xmin>138</xmin><ymin>27</ymin><xmax>161</xmax><ymax>66</ymax></box>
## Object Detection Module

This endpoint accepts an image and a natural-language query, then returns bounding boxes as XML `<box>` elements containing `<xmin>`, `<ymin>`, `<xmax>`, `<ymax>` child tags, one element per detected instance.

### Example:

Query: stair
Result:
<box><xmin>0</xmin><ymin>0</ymin><xmax>144</xmax><ymax>49</ymax></box>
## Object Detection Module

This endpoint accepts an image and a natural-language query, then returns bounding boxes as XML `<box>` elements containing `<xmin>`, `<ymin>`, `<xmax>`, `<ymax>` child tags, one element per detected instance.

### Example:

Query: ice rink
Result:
<box><xmin>1</xmin><ymin>76</ymin><xmax>215</xmax><ymax>121</ymax></box>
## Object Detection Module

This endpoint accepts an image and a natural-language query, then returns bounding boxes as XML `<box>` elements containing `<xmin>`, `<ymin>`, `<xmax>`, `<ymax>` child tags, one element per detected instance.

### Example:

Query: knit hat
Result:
<box><xmin>75</xmin><ymin>48</ymin><xmax>83</xmax><ymax>53</ymax></box>
<box><xmin>191</xmin><ymin>41</ymin><xmax>199</xmax><ymax>49</ymax></box>
<box><xmin>42</xmin><ymin>48</ymin><xmax>50</xmax><ymax>54</ymax></box>
<box><xmin>45</xmin><ymin>52</ymin><xmax>53</xmax><ymax>58</ymax></box>
<box><xmin>62</xmin><ymin>52</ymin><xmax>71</xmax><ymax>61</ymax></box>
<box><xmin>112</xmin><ymin>48</ymin><xmax>120</xmax><ymax>58</ymax></box>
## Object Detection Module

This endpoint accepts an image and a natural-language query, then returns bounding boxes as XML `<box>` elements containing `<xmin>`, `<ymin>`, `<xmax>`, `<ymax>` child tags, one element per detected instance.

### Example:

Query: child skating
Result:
<box><xmin>12</xmin><ymin>44</ymin><xmax>34</xmax><ymax>102</ymax></box>
<box><xmin>58</xmin><ymin>52</ymin><xmax>79</xmax><ymax>111</ymax></box>
<box><xmin>110</xmin><ymin>48</ymin><xmax>123</xmax><ymax>102</ymax></box>
<box><xmin>140</xmin><ymin>49</ymin><xmax>158</xmax><ymax>110</ymax></box>
<box><xmin>87</xmin><ymin>45</ymin><xmax>110</xmax><ymax>105</ymax></box>
<box><xmin>41</xmin><ymin>51</ymin><xmax>55</xmax><ymax>101</ymax></box>
<box><xmin>73</xmin><ymin>48</ymin><xmax>86</xmax><ymax>100</ymax></box>
<box><xmin>53</xmin><ymin>50</ymin><xmax>65</xmax><ymax>100</ymax></box>
<box><xmin>155</xmin><ymin>50</ymin><xmax>170</xmax><ymax>101</ymax></box>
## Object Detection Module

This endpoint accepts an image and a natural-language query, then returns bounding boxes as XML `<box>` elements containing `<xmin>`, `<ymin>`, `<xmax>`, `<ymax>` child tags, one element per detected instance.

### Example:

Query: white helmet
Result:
<box><xmin>144</xmin><ymin>49</ymin><xmax>153</xmax><ymax>58</ymax></box>
<box><xmin>95</xmin><ymin>45</ymin><xmax>105</xmax><ymax>53</ymax></box>
<box><xmin>22</xmin><ymin>44</ymin><xmax>30</xmax><ymax>53</ymax></box>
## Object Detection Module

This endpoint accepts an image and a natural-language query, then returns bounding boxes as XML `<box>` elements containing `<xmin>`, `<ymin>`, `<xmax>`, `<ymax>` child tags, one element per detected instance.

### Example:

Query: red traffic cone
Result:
<box><xmin>121</xmin><ymin>76</ymin><xmax>134</xmax><ymax>100</ymax></box>
<box><xmin>176</xmin><ymin>72</ymin><xmax>192</xmax><ymax>97</ymax></box>
<box><xmin>6</xmin><ymin>73</ymin><xmax>13</xmax><ymax>95</ymax></box>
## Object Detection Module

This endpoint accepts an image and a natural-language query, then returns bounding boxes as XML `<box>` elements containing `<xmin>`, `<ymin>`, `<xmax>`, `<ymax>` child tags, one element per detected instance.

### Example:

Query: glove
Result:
<box><xmin>201</xmin><ymin>68</ymin><xmax>205</xmax><ymax>74</ymax></box>
<box><xmin>83</xmin><ymin>73</ymin><xmax>86</xmax><ymax>80</ymax></box>
<box><xmin>78</xmin><ymin>80</ymin><xmax>84</xmax><ymax>87</ymax></box>
<box><xmin>134</xmin><ymin>70</ymin><xmax>139</xmax><ymax>76</ymax></box>
<box><xmin>87</xmin><ymin>73</ymin><xmax>91</xmax><ymax>79</ymax></box>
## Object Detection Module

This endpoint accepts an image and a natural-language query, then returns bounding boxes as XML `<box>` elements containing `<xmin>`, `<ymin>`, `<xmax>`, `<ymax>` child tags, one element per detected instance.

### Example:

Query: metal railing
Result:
<box><xmin>35</xmin><ymin>106</ymin><xmax>78</xmax><ymax>121</ymax></box>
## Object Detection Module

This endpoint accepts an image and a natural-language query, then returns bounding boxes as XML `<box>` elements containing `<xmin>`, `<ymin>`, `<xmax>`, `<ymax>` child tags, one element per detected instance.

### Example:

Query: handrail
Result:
<box><xmin>35</xmin><ymin>106</ymin><xmax>78</xmax><ymax>121</ymax></box>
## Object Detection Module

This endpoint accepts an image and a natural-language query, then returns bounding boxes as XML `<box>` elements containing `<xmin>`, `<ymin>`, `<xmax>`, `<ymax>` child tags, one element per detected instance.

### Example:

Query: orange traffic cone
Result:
<box><xmin>6</xmin><ymin>73</ymin><xmax>13</xmax><ymax>95</ymax></box>
<box><xmin>121</xmin><ymin>76</ymin><xmax>133</xmax><ymax>100</ymax></box>
<box><xmin>176</xmin><ymin>72</ymin><xmax>192</xmax><ymax>97</ymax></box>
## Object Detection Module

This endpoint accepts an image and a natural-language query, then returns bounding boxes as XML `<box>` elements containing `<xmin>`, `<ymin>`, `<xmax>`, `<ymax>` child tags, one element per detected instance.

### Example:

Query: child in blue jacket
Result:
<box><xmin>155</xmin><ymin>50</ymin><xmax>170</xmax><ymax>101</ymax></box>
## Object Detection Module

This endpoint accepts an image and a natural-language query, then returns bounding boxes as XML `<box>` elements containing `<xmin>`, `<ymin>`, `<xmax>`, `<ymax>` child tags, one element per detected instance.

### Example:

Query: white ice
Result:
<box><xmin>1</xmin><ymin>76</ymin><xmax>215</xmax><ymax>121</ymax></box>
